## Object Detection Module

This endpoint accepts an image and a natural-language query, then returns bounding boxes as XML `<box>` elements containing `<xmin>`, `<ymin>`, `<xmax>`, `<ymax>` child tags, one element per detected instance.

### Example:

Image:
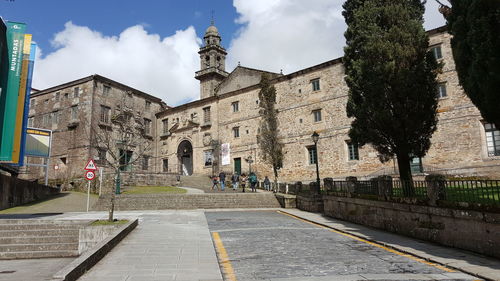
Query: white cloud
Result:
<box><xmin>33</xmin><ymin>22</ymin><xmax>201</xmax><ymax>106</ymax></box>
<box><xmin>228</xmin><ymin>0</ymin><xmax>446</xmax><ymax>74</ymax></box>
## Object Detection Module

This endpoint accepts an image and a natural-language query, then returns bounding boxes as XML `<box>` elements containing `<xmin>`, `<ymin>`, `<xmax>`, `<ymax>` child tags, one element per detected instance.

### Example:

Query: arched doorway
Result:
<box><xmin>177</xmin><ymin>140</ymin><xmax>193</xmax><ymax>175</ymax></box>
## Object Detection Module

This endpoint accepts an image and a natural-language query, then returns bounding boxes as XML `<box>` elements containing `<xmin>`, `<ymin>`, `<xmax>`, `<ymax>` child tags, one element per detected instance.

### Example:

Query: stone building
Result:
<box><xmin>23</xmin><ymin>24</ymin><xmax>500</xmax><ymax>184</ymax></box>
<box><xmin>156</xmin><ymin>24</ymin><xmax>500</xmax><ymax>181</ymax></box>
<box><xmin>25</xmin><ymin>75</ymin><xmax>165</xmax><ymax>182</ymax></box>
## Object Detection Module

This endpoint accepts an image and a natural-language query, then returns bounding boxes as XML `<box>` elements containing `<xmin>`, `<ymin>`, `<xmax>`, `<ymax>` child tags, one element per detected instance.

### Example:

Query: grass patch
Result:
<box><xmin>91</xmin><ymin>219</ymin><xmax>128</xmax><ymax>226</ymax></box>
<box><xmin>122</xmin><ymin>186</ymin><xmax>187</xmax><ymax>194</ymax></box>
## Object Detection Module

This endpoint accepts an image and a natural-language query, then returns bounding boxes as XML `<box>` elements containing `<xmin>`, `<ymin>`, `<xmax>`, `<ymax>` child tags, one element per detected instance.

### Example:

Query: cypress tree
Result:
<box><xmin>257</xmin><ymin>74</ymin><xmax>283</xmax><ymax>185</ymax></box>
<box><xmin>443</xmin><ymin>0</ymin><xmax>500</xmax><ymax>129</ymax></box>
<box><xmin>342</xmin><ymin>0</ymin><xmax>440</xmax><ymax>191</ymax></box>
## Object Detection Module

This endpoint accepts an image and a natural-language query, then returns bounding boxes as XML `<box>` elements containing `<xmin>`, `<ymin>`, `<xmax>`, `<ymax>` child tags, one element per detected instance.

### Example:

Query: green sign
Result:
<box><xmin>0</xmin><ymin>22</ymin><xmax>26</xmax><ymax>162</ymax></box>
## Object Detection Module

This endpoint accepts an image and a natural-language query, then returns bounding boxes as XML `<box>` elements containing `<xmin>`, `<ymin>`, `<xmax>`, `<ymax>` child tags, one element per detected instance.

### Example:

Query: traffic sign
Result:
<box><xmin>85</xmin><ymin>170</ymin><xmax>95</xmax><ymax>181</ymax></box>
<box><xmin>85</xmin><ymin>159</ymin><xmax>97</xmax><ymax>171</ymax></box>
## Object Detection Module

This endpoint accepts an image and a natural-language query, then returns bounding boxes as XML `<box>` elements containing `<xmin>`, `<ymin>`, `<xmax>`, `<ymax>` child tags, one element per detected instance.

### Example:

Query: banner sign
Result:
<box><xmin>221</xmin><ymin>143</ymin><xmax>230</xmax><ymax>166</ymax></box>
<box><xmin>17</xmin><ymin>42</ymin><xmax>36</xmax><ymax>166</ymax></box>
<box><xmin>0</xmin><ymin>21</ymin><xmax>26</xmax><ymax>162</ymax></box>
<box><xmin>11</xmin><ymin>34</ymin><xmax>32</xmax><ymax>163</ymax></box>
<box><xmin>25</xmin><ymin>128</ymin><xmax>52</xmax><ymax>158</ymax></box>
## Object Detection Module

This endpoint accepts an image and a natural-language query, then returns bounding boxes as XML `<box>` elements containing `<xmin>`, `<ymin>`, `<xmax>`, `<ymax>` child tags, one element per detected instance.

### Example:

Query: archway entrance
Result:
<box><xmin>177</xmin><ymin>140</ymin><xmax>193</xmax><ymax>175</ymax></box>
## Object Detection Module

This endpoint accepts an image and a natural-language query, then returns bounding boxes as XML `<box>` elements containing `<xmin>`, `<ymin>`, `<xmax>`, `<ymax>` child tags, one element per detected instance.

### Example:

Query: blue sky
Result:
<box><xmin>0</xmin><ymin>0</ymin><xmax>446</xmax><ymax>106</ymax></box>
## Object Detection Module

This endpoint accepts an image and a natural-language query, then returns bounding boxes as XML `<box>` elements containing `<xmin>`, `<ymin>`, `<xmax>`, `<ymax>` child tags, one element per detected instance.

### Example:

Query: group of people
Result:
<box><xmin>211</xmin><ymin>171</ymin><xmax>272</xmax><ymax>192</ymax></box>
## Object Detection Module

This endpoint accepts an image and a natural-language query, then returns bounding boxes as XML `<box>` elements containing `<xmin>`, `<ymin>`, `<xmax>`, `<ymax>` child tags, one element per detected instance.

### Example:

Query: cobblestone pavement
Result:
<box><xmin>205</xmin><ymin>210</ymin><xmax>481</xmax><ymax>281</ymax></box>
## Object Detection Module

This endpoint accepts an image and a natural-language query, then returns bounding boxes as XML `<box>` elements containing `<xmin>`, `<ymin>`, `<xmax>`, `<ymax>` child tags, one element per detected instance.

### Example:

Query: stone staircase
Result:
<box><xmin>94</xmin><ymin>193</ymin><xmax>282</xmax><ymax>211</ymax></box>
<box><xmin>179</xmin><ymin>175</ymin><xmax>213</xmax><ymax>189</ymax></box>
<box><xmin>0</xmin><ymin>219</ymin><xmax>90</xmax><ymax>259</ymax></box>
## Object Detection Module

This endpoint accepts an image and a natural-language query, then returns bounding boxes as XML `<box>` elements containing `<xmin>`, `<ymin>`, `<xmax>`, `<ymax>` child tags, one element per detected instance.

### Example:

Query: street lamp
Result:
<box><xmin>311</xmin><ymin>131</ymin><xmax>320</xmax><ymax>193</ymax></box>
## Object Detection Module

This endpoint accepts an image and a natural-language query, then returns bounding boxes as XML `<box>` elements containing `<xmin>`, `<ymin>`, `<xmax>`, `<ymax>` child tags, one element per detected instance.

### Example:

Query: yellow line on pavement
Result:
<box><xmin>212</xmin><ymin>232</ymin><xmax>238</xmax><ymax>281</ymax></box>
<box><xmin>277</xmin><ymin>211</ymin><xmax>454</xmax><ymax>273</ymax></box>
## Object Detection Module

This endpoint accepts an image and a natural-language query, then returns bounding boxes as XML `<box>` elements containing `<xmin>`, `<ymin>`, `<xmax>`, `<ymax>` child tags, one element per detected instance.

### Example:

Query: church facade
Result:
<box><xmin>23</xmin><ymin>24</ymin><xmax>500</xmax><ymax>184</ymax></box>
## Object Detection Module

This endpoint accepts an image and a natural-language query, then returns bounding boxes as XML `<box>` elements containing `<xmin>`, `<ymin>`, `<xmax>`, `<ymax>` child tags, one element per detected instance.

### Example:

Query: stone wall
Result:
<box><xmin>323</xmin><ymin>195</ymin><xmax>500</xmax><ymax>259</ymax></box>
<box><xmin>0</xmin><ymin>174</ymin><xmax>59</xmax><ymax>210</ymax></box>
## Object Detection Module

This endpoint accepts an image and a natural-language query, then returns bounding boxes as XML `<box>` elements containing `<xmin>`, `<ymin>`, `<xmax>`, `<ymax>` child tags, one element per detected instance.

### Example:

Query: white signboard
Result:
<box><xmin>221</xmin><ymin>143</ymin><xmax>230</xmax><ymax>166</ymax></box>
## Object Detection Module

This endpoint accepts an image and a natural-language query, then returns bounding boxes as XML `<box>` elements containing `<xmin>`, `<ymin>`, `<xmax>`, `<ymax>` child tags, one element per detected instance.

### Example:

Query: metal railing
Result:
<box><xmin>258</xmin><ymin>178</ymin><xmax>500</xmax><ymax>206</ymax></box>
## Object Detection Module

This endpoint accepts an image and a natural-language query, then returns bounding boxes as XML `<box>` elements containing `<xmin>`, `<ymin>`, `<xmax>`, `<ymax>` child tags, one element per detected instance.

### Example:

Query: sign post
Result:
<box><xmin>84</xmin><ymin>159</ymin><xmax>97</xmax><ymax>212</ymax></box>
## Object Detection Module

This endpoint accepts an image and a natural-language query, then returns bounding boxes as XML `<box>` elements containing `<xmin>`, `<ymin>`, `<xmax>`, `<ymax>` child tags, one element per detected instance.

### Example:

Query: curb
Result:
<box><xmin>278</xmin><ymin>210</ymin><xmax>493</xmax><ymax>281</ymax></box>
<box><xmin>51</xmin><ymin>219</ymin><xmax>139</xmax><ymax>281</ymax></box>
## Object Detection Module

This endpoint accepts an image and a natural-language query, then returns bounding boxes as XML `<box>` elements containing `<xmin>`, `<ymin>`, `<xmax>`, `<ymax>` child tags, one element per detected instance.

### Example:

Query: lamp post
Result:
<box><xmin>311</xmin><ymin>131</ymin><xmax>320</xmax><ymax>193</ymax></box>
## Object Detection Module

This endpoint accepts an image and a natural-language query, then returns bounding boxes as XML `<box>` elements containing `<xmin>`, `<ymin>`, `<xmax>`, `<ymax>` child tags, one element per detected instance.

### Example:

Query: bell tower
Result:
<box><xmin>195</xmin><ymin>21</ymin><xmax>229</xmax><ymax>99</ymax></box>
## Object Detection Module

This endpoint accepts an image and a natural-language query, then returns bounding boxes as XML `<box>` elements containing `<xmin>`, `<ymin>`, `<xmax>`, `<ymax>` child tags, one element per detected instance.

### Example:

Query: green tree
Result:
<box><xmin>257</xmin><ymin>74</ymin><xmax>283</xmax><ymax>186</ymax></box>
<box><xmin>438</xmin><ymin>0</ymin><xmax>500</xmax><ymax>129</ymax></box>
<box><xmin>342</xmin><ymin>0</ymin><xmax>440</xmax><ymax>191</ymax></box>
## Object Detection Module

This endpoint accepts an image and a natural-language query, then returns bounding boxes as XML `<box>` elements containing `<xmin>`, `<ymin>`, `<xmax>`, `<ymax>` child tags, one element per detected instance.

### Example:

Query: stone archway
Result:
<box><xmin>177</xmin><ymin>140</ymin><xmax>193</xmax><ymax>175</ymax></box>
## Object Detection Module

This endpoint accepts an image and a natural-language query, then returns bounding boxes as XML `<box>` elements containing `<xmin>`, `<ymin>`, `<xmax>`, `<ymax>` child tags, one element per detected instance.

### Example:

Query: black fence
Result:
<box><xmin>258</xmin><ymin>178</ymin><xmax>500</xmax><ymax>206</ymax></box>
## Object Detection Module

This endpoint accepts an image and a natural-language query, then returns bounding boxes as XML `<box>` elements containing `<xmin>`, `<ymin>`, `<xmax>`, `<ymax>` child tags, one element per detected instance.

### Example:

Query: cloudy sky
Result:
<box><xmin>1</xmin><ymin>0</ymin><xmax>446</xmax><ymax>106</ymax></box>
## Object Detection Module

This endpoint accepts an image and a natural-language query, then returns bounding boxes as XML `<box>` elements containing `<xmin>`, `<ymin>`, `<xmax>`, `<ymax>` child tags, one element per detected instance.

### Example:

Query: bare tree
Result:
<box><xmin>91</xmin><ymin>93</ymin><xmax>153</xmax><ymax>221</ymax></box>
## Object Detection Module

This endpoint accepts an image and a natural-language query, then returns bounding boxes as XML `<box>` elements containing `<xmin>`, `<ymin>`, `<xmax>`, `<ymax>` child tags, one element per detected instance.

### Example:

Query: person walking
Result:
<box><xmin>219</xmin><ymin>171</ymin><xmax>226</xmax><ymax>191</ymax></box>
<box><xmin>231</xmin><ymin>172</ymin><xmax>240</xmax><ymax>191</ymax></box>
<box><xmin>249</xmin><ymin>172</ymin><xmax>258</xmax><ymax>192</ymax></box>
<box><xmin>211</xmin><ymin>175</ymin><xmax>219</xmax><ymax>191</ymax></box>
<box><xmin>240</xmin><ymin>174</ymin><xmax>247</xmax><ymax>193</ymax></box>
<box><xmin>264</xmin><ymin>176</ymin><xmax>271</xmax><ymax>191</ymax></box>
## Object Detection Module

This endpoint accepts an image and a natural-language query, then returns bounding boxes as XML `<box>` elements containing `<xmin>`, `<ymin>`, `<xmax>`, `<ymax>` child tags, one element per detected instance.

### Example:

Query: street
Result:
<box><xmin>206</xmin><ymin>210</ymin><xmax>480</xmax><ymax>281</ymax></box>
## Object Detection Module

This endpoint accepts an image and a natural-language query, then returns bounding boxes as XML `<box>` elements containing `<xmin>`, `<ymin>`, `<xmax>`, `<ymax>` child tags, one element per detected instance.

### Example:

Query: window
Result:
<box><xmin>144</xmin><ymin>118</ymin><xmax>152</xmax><ymax>135</ymax></box>
<box><xmin>119</xmin><ymin>149</ymin><xmax>133</xmax><ymax>171</ymax></box>
<box><xmin>307</xmin><ymin>146</ymin><xmax>317</xmax><ymax>165</ymax></box>
<box><xmin>103</xmin><ymin>85</ymin><xmax>111</xmax><ymax>95</ymax></box>
<box><xmin>347</xmin><ymin>141</ymin><xmax>359</xmax><ymax>160</ymax></box>
<box><xmin>42</xmin><ymin>114</ymin><xmax>51</xmax><ymax>126</ymax></box>
<box><xmin>97</xmin><ymin>148</ymin><xmax>107</xmax><ymax>162</ymax></box>
<box><xmin>60</xmin><ymin>157</ymin><xmax>67</xmax><ymax>165</ymax></box>
<box><xmin>64</xmin><ymin>93</ymin><xmax>69</xmax><ymax>99</ymax></box>
<box><xmin>55</xmin><ymin>92</ymin><xmax>60</xmax><ymax>101</ymax></box>
<box><xmin>29</xmin><ymin>98</ymin><xmax>35</xmax><ymax>108</ymax></box>
<box><xmin>162</xmin><ymin>119</ymin><xmax>169</xmax><ymax>135</ymax></box>
<box><xmin>485</xmin><ymin>123</ymin><xmax>500</xmax><ymax>156</ymax></box>
<box><xmin>100</xmin><ymin>105</ymin><xmax>110</xmax><ymax>123</ymax></box>
<box><xmin>44</xmin><ymin>99</ymin><xmax>49</xmax><ymax>105</ymax></box>
<box><xmin>203</xmin><ymin>107</ymin><xmax>211</xmax><ymax>123</ymax></box>
<box><xmin>313</xmin><ymin>109</ymin><xmax>322</xmax><ymax>122</ymax></box>
<box><xmin>430</xmin><ymin>45</ymin><xmax>442</xmax><ymax>60</ymax></box>
<box><xmin>163</xmin><ymin>159</ymin><xmax>169</xmax><ymax>172</ymax></box>
<box><xmin>145</xmin><ymin>100</ymin><xmax>151</xmax><ymax>111</ymax></box>
<box><xmin>73</xmin><ymin>87</ymin><xmax>80</xmax><ymax>98</ymax></box>
<box><xmin>233</xmin><ymin>127</ymin><xmax>240</xmax><ymax>138</ymax></box>
<box><xmin>437</xmin><ymin>83</ymin><xmax>447</xmax><ymax>98</ymax></box>
<box><xmin>28</xmin><ymin>117</ymin><xmax>34</xmax><ymax>127</ymax></box>
<box><xmin>71</xmin><ymin>105</ymin><xmax>78</xmax><ymax>120</ymax></box>
<box><xmin>52</xmin><ymin>111</ymin><xmax>60</xmax><ymax>124</ymax></box>
<box><xmin>311</xmin><ymin>78</ymin><xmax>320</xmax><ymax>91</ymax></box>
<box><xmin>142</xmin><ymin>156</ymin><xmax>150</xmax><ymax>170</ymax></box>
<box><xmin>232</xmin><ymin>101</ymin><xmax>239</xmax><ymax>112</ymax></box>
<box><xmin>410</xmin><ymin>157</ymin><xmax>423</xmax><ymax>173</ymax></box>
<box><xmin>204</xmin><ymin>150</ymin><xmax>213</xmax><ymax>166</ymax></box>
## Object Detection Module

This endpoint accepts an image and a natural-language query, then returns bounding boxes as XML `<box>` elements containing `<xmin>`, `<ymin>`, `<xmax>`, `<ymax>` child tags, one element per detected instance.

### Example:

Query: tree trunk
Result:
<box><xmin>108</xmin><ymin>192</ymin><xmax>115</xmax><ymax>222</ymax></box>
<box><xmin>396</xmin><ymin>151</ymin><xmax>414</xmax><ymax>196</ymax></box>
<box><xmin>273</xmin><ymin>165</ymin><xmax>279</xmax><ymax>193</ymax></box>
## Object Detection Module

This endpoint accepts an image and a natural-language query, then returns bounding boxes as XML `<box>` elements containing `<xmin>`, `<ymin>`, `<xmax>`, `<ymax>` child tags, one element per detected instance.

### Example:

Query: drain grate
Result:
<box><xmin>216</xmin><ymin>218</ymin><xmax>231</xmax><ymax>221</ymax></box>
<box><xmin>0</xmin><ymin>271</ymin><xmax>16</xmax><ymax>274</ymax></box>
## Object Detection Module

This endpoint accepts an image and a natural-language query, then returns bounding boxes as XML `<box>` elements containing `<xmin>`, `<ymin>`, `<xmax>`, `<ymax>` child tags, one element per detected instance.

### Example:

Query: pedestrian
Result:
<box><xmin>219</xmin><ymin>171</ymin><xmax>226</xmax><ymax>191</ymax></box>
<box><xmin>264</xmin><ymin>176</ymin><xmax>271</xmax><ymax>191</ymax></box>
<box><xmin>240</xmin><ymin>173</ymin><xmax>247</xmax><ymax>193</ymax></box>
<box><xmin>211</xmin><ymin>175</ymin><xmax>219</xmax><ymax>191</ymax></box>
<box><xmin>249</xmin><ymin>172</ymin><xmax>258</xmax><ymax>192</ymax></box>
<box><xmin>231</xmin><ymin>172</ymin><xmax>240</xmax><ymax>191</ymax></box>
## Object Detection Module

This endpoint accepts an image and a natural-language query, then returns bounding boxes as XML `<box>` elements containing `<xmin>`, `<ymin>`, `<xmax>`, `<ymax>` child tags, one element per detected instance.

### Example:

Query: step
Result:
<box><xmin>0</xmin><ymin>250</ymin><xmax>79</xmax><ymax>260</ymax></box>
<box><xmin>0</xmin><ymin>229</ymin><xmax>79</xmax><ymax>238</ymax></box>
<box><xmin>0</xmin><ymin>235</ymin><xmax>78</xmax><ymax>244</ymax></box>
<box><xmin>0</xmin><ymin>242</ymin><xmax>78</xmax><ymax>252</ymax></box>
<box><xmin>0</xmin><ymin>219</ymin><xmax>91</xmax><ymax>225</ymax></box>
<box><xmin>0</xmin><ymin>223</ymin><xmax>85</xmax><ymax>231</ymax></box>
